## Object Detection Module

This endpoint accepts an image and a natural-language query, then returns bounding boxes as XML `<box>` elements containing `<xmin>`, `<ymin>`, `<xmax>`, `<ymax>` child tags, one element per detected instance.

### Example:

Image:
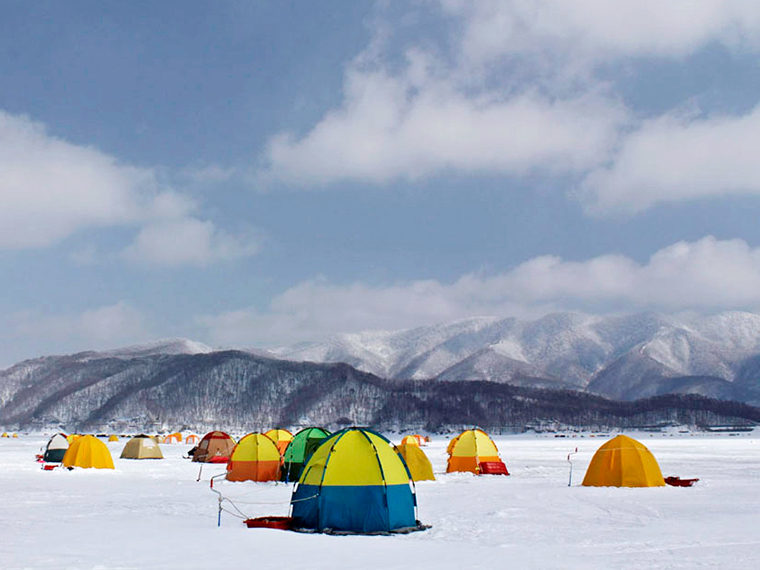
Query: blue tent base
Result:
<box><xmin>290</xmin><ymin>521</ymin><xmax>431</xmax><ymax>536</ymax></box>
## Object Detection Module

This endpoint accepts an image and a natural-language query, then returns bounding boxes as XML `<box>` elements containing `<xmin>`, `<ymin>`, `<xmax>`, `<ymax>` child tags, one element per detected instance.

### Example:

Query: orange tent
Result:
<box><xmin>226</xmin><ymin>433</ymin><xmax>281</xmax><ymax>482</ymax></box>
<box><xmin>264</xmin><ymin>428</ymin><xmax>293</xmax><ymax>455</ymax></box>
<box><xmin>186</xmin><ymin>434</ymin><xmax>199</xmax><ymax>444</ymax></box>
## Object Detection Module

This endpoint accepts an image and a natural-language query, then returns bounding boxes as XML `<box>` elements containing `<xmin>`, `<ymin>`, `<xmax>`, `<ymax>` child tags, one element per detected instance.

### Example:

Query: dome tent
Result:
<box><xmin>447</xmin><ymin>428</ymin><xmax>508</xmax><ymax>475</ymax></box>
<box><xmin>395</xmin><ymin>443</ymin><xmax>435</xmax><ymax>481</ymax></box>
<box><xmin>43</xmin><ymin>433</ymin><xmax>69</xmax><ymax>463</ymax></box>
<box><xmin>62</xmin><ymin>435</ymin><xmax>114</xmax><ymax>469</ymax></box>
<box><xmin>582</xmin><ymin>435</ymin><xmax>665</xmax><ymax>488</ymax></box>
<box><xmin>192</xmin><ymin>431</ymin><xmax>236</xmax><ymax>463</ymax></box>
<box><xmin>400</xmin><ymin>435</ymin><xmax>420</xmax><ymax>446</ymax></box>
<box><xmin>281</xmin><ymin>426</ymin><xmax>331</xmax><ymax>482</ymax></box>
<box><xmin>290</xmin><ymin>427</ymin><xmax>427</xmax><ymax>535</ymax></box>
<box><xmin>226</xmin><ymin>433</ymin><xmax>281</xmax><ymax>482</ymax></box>
<box><xmin>120</xmin><ymin>435</ymin><xmax>164</xmax><ymax>459</ymax></box>
<box><xmin>264</xmin><ymin>428</ymin><xmax>293</xmax><ymax>455</ymax></box>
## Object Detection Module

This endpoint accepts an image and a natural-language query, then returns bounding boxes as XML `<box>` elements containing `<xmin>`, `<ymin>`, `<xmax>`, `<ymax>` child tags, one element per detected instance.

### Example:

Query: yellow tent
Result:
<box><xmin>108</xmin><ymin>435</ymin><xmax>119</xmax><ymax>442</ymax></box>
<box><xmin>582</xmin><ymin>435</ymin><xmax>665</xmax><ymax>487</ymax></box>
<box><xmin>62</xmin><ymin>435</ymin><xmax>115</xmax><ymax>469</ymax></box>
<box><xmin>12</xmin><ymin>433</ymin><xmax>18</xmax><ymax>438</ymax></box>
<box><xmin>400</xmin><ymin>435</ymin><xmax>420</xmax><ymax>446</ymax></box>
<box><xmin>264</xmin><ymin>428</ymin><xmax>293</xmax><ymax>455</ymax></box>
<box><xmin>446</xmin><ymin>428</ymin><xmax>505</xmax><ymax>474</ymax></box>
<box><xmin>66</xmin><ymin>434</ymin><xmax>82</xmax><ymax>444</ymax></box>
<box><xmin>1</xmin><ymin>432</ymin><xmax>9</xmax><ymax>438</ymax></box>
<box><xmin>395</xmin><ymin>443</ymin><xmax>435</xmax><ymax>481</ymax></box>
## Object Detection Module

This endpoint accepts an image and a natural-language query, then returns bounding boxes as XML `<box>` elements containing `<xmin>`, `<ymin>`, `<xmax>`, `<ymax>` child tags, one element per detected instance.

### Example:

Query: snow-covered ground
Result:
<box><xmin>2</xmin><ymin>432</ymin><xmax>759</xmax><ymax>569</ymax></box>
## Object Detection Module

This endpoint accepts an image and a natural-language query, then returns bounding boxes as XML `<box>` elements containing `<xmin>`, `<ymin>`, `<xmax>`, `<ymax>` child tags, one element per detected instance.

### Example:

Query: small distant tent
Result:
<box><xmin>62</xmin><ymin>435</ymin><xmax>114</xmax><ymax>469</ymax></box>
<box><xmin>582</xmin><ymin>435</ymin><xmax>665</xmax><ymax>488</ymax></box>
<box><xmin>226</xmin><ymin>433</ymin><xmax>281</xmax><ymax>482</ymax></box>
<box><xmin>186</xmin><ymin>434</ymin><xmax>199</xmax><ymax>444</ymax></box>
<box><xmin>281</xmin><ymin>427</ymin><xmax>331</xmax><ymax>482</ymax></box>
<box><xmin>447</xmin><ymin>428</ymin><xmax>508</xmax><ymax>475</ymax></box>
<box><xmin>400</xmin><ymin>435</ymin><xmax>421</xmax><ymax>446</ymax></box>
<box><xmin>43</xmin><ymin>433</ymin><xmax>69</xmax><ymax>463</ymax></box>
<box><xmin>192</xmin><ymin>431</ymin><xmax>236</xmax><ymax>463</ymax></box>
<box><xmin>264</xmin><ymin>428</ymin><xmax>293</xmax><ymax>455</ymax></box>
<box><xmin>66</xmin><ymin>434</ymin><xmax>81</xmax><ymax>444</ymax></box>
<box><xmin>108</xmin><ymin>435</ymin><xmax>119</xmax><ymax>442</ymax></box>
<box><xmin>163</xmin><ymin>434</ymin><xmax>180</xmax><ymax>444</ymax></box>
<box><xmin>395</xmin><ymin>443</ymin><xmax>435</xmax><ymax>481</ymax></box>
<box><xmin>0</xmin><ymin>432</ymin><xmax>8</xmax><ymax>438</ymax></box>
<box><xmin>120</xmin><ymin>435</ymin><xmax>164</xmax><ymax>460</ymax></box>
<box><xmin>290</xmin><ymin>427</ymin><xmax>426</xmax><ymax>534</ymax></box>
<box><xmin>12</xmin><ymin>433</ymin><xmax>18</xmax><ymax>438</ymax></box>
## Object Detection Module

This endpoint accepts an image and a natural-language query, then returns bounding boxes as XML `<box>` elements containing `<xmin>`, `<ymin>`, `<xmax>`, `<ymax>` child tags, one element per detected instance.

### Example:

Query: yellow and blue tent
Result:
<box><xmin>582</xmin><ymin>435</ymin><xmax>665</xmax><ymax>487</ymax></box>
<box><xmin>290</xmin><ymin>427</ymin><xmax>426</xmax><ymax>534</ymax></box>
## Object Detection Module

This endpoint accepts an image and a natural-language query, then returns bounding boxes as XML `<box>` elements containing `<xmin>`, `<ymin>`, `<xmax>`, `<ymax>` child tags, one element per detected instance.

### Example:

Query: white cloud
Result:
<box><xmin>0</xmin><ymin>110</ymin><xmax>260</xmax><ymax>266</ymax></box>
<box><xmin>581</xmin><ymin>105</ymin><xmax>760</xmax><ymax>214</ymax></box>
<box><xmin>123</xmin><ymin>218</ymin><xmax>260</xmax><ymax>267</ymax></box>
<box><xmin>259</xmin><ymin>1</ymin><xmax>760</xmax><ymax>189</ymax></box>
<box><xmin>442</xmin><ymin>0</ymin><xmax>760</xmax><ymax>66</ymax></box>
<box><xmin>0</xmin><ymin>111</ymin><xmax>189</xmax><ymax>248</ymax></box>
<box><xmin>198</xmin><ymin>236</ymin><xmax>760</xmax><ymax>346</ymax></box>
<box><xmin>262</xmin><ymin>58</ymin><xmax>626</xmax><ymax>186</ymax></box>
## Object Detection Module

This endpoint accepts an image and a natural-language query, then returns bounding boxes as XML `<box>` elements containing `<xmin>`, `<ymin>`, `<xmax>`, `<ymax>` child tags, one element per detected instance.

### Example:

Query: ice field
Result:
<box><xmin>1</xmin><ymin>432</ymin><xmax>759</xmax><ymax>570</ymax></box>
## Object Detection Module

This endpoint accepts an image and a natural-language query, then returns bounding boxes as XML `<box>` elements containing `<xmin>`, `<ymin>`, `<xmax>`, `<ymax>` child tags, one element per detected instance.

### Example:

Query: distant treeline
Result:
<box><xmin>2</xmin><ymin>350</ymin><xmax>758</xmax><ymax>432</ymax></box>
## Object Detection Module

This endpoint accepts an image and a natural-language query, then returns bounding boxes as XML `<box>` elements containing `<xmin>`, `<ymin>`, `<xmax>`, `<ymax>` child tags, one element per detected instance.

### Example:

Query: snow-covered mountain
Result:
<box><xmin>273</xmin><ymin>311</ymin><xmax>760</xmax><ymax>401</ymax></box>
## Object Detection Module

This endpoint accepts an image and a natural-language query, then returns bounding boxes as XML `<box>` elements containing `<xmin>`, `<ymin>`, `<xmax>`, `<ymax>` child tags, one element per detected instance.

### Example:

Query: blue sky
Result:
<box><xmin>3</xmin><ymin>1</ymin><xmax>760</xmax><ymax>365</ymax></box>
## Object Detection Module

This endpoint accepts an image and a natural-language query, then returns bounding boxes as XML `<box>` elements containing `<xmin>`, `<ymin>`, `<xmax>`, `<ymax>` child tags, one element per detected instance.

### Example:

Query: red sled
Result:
<box><xmin>479</xmin><ymin>461</ymin><xmax>510</xmax><ymax>475</ymax></box>
<box><xmin>244</xmin><ymin>516</ymin><xmax>292</xmax><ymax>530</ymax></box>
<box><xmin>665</xmin><ymin>476</ymin><xmax>699</xmax><ymax>487</ymax></box>
<box><xmin>42</xmin><ymin>464</ymin><xmax>58</xmax><ymax>471</ymax></box>
<box><xmin>208</xmin><ymin>456</ymin><xmax>230</xmax><ymax>464</ymax></box>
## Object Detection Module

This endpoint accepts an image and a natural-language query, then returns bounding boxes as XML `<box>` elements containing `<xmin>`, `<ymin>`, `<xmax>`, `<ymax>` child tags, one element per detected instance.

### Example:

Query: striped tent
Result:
<box><xmin>291</xmin><ymin>427</ymin><xmax>426</xmax><ymax>534</ymax></box>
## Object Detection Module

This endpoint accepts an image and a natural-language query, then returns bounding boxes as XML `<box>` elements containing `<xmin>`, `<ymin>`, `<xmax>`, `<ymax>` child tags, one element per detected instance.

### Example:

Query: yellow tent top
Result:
<box><xmin>1</xmin><ymin>432</ymin><xmax>9</xmax><ymax>438</ymax></box>
<box><xmin>395</xmin><ymin>443</ymin><xmax>435</xmax><ymax>481</ymax></box>
<box><xmin>400</xmin><ymin>435</ymin><xmax>420</xmax><ymax>446</ymax></box>
<box><xmin>446</xmin><ymin>428</ymin><xmax>502</xmax><ymax>474</ymax></box>
<box><xmin>108</xmin><ymin>435</ymin><xmax>119</xmax><ymax>442</ymax></box>
<box><xmin>582</xmin><ymin>435</ymin><xmax>665</xmax><ymax>488</ymax></box>
<box><xmin>264</xmin><ymin>428</ymin><xmax>293</xmax><ymax>455</ymax></box>
<box><xmin>66</xmin><ymin>434</ymin><xmax>82</xmax><ymax>444</ymax></box>
<box><xmin>63</xmin><ymin>435</ymin><xmax>115</xmax><ymax>469</ymax></box>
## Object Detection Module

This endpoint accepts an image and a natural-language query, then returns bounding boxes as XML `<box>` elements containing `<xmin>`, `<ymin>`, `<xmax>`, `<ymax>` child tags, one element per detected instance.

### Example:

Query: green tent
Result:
<box><xmin>281</xmin><ymin>426</ymin><xmax>331</xmax><ymax>482</ymax></box>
